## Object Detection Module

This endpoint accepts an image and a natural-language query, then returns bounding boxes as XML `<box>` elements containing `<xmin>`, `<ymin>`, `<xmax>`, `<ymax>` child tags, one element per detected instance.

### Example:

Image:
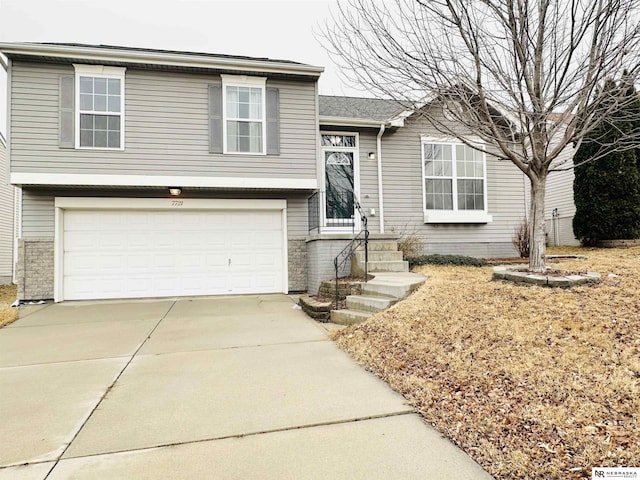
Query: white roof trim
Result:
<box><xmin>11</xmin><ymin>173</ymin><xmax>318</xmax><ymax>190</ymax></box>
<box><xmin>319</xmin><ymin>116</ymin><xmax>387</xmax><ymax>128</ymax></box>
<box><xmin>388</xmin><ymin>92</ymin><xmax>437</xmax><ymax>127</ymax></box>
<box><xmin>0</xmin><ymin>43</ymin><xmax>324</xmax><ymax>77</ymax></box>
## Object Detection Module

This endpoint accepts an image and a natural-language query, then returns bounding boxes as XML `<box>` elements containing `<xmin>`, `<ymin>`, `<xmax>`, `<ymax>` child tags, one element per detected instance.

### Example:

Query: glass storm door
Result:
<box><xmin>321</xmin><ymin>134</ymin><xmax>358</xmax><ymax>229</ymax></box>
<box><xmin>325</xmin><ymin>150</ymin><xmax>355</xmax><ymax>227</ymax></box>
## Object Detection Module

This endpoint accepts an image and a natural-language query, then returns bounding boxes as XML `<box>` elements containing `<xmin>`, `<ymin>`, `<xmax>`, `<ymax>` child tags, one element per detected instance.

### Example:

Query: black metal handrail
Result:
<box><xmin>308</xmin><ymin>191</ymin><xmax>321</xmax><ymax>234</ymax></box>
<box><xmin>332</xmin><ymin>193</ymin><xmax>369</xmax><ymax>310</ymax></box>
<box><xmin>308</xmin><ymin>190</ymin><xmax>365</xmax><ymax>233</ymax></box>
<box><xmin>333</xmin><ymin>227</ymin><xmax>369</xmax><ymax>309</ymax></box>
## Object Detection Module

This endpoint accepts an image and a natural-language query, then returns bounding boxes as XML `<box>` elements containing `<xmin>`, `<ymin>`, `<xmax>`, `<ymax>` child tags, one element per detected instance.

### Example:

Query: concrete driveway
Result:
<box><xmin>0</xmin><ymin>295</ymin><xmax>492</xmax><ymax>479</ymax></box>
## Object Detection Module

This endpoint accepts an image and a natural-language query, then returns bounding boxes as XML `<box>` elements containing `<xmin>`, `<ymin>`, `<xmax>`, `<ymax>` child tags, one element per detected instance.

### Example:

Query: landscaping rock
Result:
<box><xmin>492</xmin><ymin>266</ymin><xmax>601</xmax><ymax>288</ymax></box>
<box><xmin>298</xmin><ymin>295</ymin><xmax>332</xmax><ymax>322</ymax></box>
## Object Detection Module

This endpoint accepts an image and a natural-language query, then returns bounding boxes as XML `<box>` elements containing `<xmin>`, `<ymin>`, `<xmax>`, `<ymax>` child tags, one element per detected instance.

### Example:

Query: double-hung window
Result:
<box><xmin>74</xmin><ymin>65</ymin><xmax>125</xmax><ymax>150</ymax></box>
<box><xmin>421</xmin><ymin>138</ymin><xmax>492</xmax><ymax>223</ymax></box>
<box><xmin>222</xmin><ymin>75</ymin><xmax>266</xmax><ymax>154</ymax></box>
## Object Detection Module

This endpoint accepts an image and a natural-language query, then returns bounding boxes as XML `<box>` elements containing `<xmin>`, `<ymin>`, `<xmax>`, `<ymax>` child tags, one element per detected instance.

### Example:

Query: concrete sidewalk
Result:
<box><xmin>0</xmin><ymin>295</ymin><xmax>493</xmax><ymax>479</ymax></box>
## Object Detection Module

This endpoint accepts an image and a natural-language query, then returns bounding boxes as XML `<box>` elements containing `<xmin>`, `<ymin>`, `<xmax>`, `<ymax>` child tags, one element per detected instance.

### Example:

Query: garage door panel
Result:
<box><xmin>202</xmin><ymin>253</ymin><xmax>228</xmax><ymax>268</ymax></box>
<box><xmin>65</xmin><ymin>231</ymin><xmax>99</xmax><ymax>249</ymax></box>
<box><xmin>64</xmin><ymin>276</ymin><xmax>124</xmax><ymax>299</ymax></box>
<box><xmin>62</xmin><ymin>208</ymin><xmax>285</xmax><ymax>300</ymax></box>
<box><xmin>229</xmin><ymin>233</ymin><xmax>251</xmax><ymax>248</ymax></box>
<box><xmin>252</xmin><ymin>252</ymin><xmax>280</xmax><ymax>267</ymax></box>
<box><xmin>127</xmin><ymin>232</ymin><xmax>153</xmax><ymax>248</ymax></box>
<box><xmin>98</xmin><ymin>232</ymin><xmax>127</xmax><ymax>249</ymax></box>
<box><xmin>251</xmin><ymin>214</ymin><xmax>282</xmax><ymax>229</ymax></box>
<box><xmin>64</xmin><ymin>253</ymin><xmax>125</xmax><ymax>273</ymax></box>
<box><xmin>128</xmin><ymin>254</ymin><xmax>156</xmax><ymax>270</ymax></box>
<box><xmin>99</xmin><ymin>213</ymin><xmax>128</xmax><ymax>228</ymax></box>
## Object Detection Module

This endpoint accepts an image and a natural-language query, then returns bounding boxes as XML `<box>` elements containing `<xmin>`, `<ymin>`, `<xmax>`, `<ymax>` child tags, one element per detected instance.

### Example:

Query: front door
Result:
<box><xmin>321</xmin><ymin>133</ymin><xmax>359</xmax><ymax>229</ymax></box>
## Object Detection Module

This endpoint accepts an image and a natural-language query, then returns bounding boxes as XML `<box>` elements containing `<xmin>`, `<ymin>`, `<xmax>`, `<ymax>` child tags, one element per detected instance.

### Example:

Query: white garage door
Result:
<box><xmin>62</xmin><ymin>209</ymin><xmax>285</xmax><ymax>301</ymax></box>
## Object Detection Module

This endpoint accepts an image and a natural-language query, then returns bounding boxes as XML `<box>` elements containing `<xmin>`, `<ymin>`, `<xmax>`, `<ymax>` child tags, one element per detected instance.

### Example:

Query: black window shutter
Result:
<box><xmin>59</xmin><ymin>75</ymin><xmax>75</xmax><ymax>148</ymax></box>
<box><xmin>266</xmin><ymin>87</ymin><xmax>280</xmax><ymax>155</ymax></box>
<box><xmin>209</xmin><ymin>84</ymin><xmax>223</xmax><ymax>154</ymax></box>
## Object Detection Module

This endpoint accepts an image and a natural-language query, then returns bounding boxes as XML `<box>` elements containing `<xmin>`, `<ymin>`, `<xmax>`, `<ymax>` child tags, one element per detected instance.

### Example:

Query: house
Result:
<box><xmin>311</xmin><ymin>96</ymin><xmax>528</xmax><ymax>290</ymax></box>
<box><xmin>0</xmin><ymin>131</ymin><xmax>15</xmax><ymax>284</ymax></box>
<box><xmin>1</xmin><ymin>42</ymin><xmax>527</xmax><ymax>302</ymax></box>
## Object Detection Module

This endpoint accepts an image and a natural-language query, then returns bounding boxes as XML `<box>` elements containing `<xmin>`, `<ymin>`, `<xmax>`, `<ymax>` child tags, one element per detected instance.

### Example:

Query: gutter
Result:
<box><xmin>319</xmin><ymin>115</ymin><xmax>383</xmax><ymax>128</ymax></box>
<box><xmin>377</xmin><ymin>123</ymin><xmax>386</xmax><ymax>233</ymax></box>
<box><xmin>0</xmin><ymin>42</ymin><xmax>324</xmax><ymax>78</ymax></box>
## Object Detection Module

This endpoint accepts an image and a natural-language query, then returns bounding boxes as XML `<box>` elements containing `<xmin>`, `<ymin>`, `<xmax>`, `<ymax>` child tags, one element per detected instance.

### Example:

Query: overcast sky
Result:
<box><xmin>0</xmin><ymin>0</ymin><xmax>369</xmax><ymax>136</ymax></box>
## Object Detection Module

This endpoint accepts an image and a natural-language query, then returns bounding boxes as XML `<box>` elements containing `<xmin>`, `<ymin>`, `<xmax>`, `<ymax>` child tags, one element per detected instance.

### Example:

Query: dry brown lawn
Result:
<box><xmin>334</xmin><ymin>246</ymin><xmax>640</xmax><ymax>479</ymax></box>
<box><xmin>0</xmin><ymin>283</ymin><xmax>18</xmax><ymax>328</ymax></box>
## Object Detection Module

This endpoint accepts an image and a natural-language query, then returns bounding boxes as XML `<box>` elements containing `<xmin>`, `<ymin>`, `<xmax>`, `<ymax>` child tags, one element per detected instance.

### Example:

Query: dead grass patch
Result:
<box><xmin>334</xmin><ymin>246</ymin><xmax>640</xmax><ymax>479</ymax></box>
<box><xmin>0</xmin><ymin>284</ymin><xmax>18</xmax><ymax>328</ymax></box>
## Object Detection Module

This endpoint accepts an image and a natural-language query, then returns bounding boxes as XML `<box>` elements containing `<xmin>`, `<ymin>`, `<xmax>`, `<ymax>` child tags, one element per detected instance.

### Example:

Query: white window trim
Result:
<box><xmin>320</xmin><ymin>131</ymin><xmax>361</xmax><ymax>232</ymax></box>
<box><xmin>74</xmin><ymin>64</ymin><xmax>126</xmax><ymax>151</ymax></box>
<box><xmin>221</xmin><ymin>74</ymin><xmax>267</xmax><ymax>155</ymax></box>
<box><xmin>420</xmin><ymin>136</ymin><xmax>492</xmax><ymax>224</ymax></box>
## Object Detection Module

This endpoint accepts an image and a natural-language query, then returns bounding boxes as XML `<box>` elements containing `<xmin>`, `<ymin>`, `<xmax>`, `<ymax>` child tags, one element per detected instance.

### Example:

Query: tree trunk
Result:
<box><xmin>529</xmin><ymin>177</ymin><xmax>547</xmax><ymax>272</ymax></box>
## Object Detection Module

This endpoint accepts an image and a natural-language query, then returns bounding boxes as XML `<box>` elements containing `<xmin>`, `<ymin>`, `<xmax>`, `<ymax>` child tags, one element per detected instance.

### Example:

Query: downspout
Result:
<box><xmin>376</xmin><ymin>123</ymin><xmax>386</xmax><ymax>233</ymax></box>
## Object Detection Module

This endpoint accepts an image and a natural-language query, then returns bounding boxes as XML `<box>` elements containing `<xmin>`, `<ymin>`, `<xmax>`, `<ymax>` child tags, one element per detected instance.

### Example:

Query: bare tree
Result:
<box><xmin>320</xmin><ymin>0</ymin><xmax>640</xmax><ymax>272</ymax></box>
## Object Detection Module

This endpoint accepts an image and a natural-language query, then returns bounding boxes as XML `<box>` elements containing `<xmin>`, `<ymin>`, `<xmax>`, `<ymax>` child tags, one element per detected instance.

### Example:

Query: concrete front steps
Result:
<box><xmin>351</xmin><ymin>241</ymin><xmax>409</xmax><ymax>277</ymax></box>
<box><xmin>330</xmin><ymin>239</ymin><xmax>426</xmax><ymax>325</ymax></box>
<box><xmin>330</xmin><ymin>272</ymin><xmax>427</xmax><ymax>325</ymax></box>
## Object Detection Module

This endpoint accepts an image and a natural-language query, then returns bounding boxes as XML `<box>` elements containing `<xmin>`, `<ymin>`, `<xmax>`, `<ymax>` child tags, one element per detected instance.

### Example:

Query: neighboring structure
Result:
<box><xmin>544</xmin><ymin>147</ymin><xmax>580</xmax><ymax>246</ymax></box>
<box><xmin>1</xmin><ymin>43</ymin><xmax>528</xmax><ymax>302</ymax></box>
<box><xmin>0</xmin><ymin>132</ymin><xmax>15</xmax><ymax>284</ymax></box>
<box><xmin>523</xmin><ymin>130</ymin><xmax>580</xmax><ymax>247</ymax></box>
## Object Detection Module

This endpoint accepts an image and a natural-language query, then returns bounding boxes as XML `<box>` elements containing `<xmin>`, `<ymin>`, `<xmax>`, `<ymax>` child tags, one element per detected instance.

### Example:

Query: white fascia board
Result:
<box><xmin>319</xmin><ymin>116</ymin><xmax>386</xmax><ymax>128</ymax></box>
<box><xmin>388</xmin><ymin>92</ymin><xmax>437</xmax><ymax>127</ymax></box>
<box><xmin>11</xmin><ymin>173</ymin><xmax>317</xmax><ymax>190</ymax></box>
<box><xmin>0</xmin><ymin>43</ymin><xmax>323</xmax><ymax>77</ymax></box>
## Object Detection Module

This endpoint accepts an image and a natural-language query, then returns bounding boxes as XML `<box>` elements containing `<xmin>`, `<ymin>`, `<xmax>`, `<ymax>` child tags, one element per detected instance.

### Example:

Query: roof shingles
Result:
<box><xmin>319</xmin><ymin>96</ymin><xmax>406</xmax><ymax>121</ymax></box>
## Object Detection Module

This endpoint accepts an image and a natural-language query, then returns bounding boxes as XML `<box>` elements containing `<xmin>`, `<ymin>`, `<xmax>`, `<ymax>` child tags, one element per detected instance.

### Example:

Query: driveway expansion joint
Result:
<box><xmin>56</xmin><ymin>410</ymin><xmax>417</xmax><ymax>462</ymax></box>
<box><xmin>137</xmin><ymin>337</ymin><xmax>331</xmax><ymax>358</ymax></box>
<box><xmin>43</xmin><ymin>300</ymin><xmax>178</xmax><ymax>479</ymax></box>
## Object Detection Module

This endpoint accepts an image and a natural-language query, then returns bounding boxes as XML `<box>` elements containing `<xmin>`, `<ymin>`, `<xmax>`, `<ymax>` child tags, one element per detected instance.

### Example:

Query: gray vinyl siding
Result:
<box><xmin>545</xmin><ymin>146</ymin><xmax>578</xmax><ymax>245</ymax></box>
<box><xmin>523</xmin><ymin>142</ymin><xmax>579</xmax><ymax>246</ymax></box>
<box><xmin>375</xmin><ymin>112</ymin><xmax>527</xmax><ymax>257</ymax></box>
<box><xmin>10</xmin><ymin>62</ymin><xmax>317</xmax><ymax>179</ymax></box>
<box><xmin>0</xmin><ymin>140</ymin><xmax>14</xmax><ymax>280</ymax></box>
<box><xmin>22</xmin><ymin>190</ymin><xmax>54</xmax><ymax>238</ymax></box>
<box><xmin>20</xmin><ymin>189</ymin><xmax>309</xmax><ymax>238</ymax></box>
<box><xmin>356</xmin><ymin>131</ymin><xmax>381</xmax><ymax>233</ymax></box>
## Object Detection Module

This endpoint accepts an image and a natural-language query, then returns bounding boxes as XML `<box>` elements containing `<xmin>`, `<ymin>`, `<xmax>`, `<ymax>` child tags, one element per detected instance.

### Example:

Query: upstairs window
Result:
<box><xmin>421</xmin><ymin>138</ymin><xmax>492</xmax><ymax>223</ymax></box>
<box><xmin>74</xmin><ymin>65</ymin><xmax>125</xmax><ymax>150</ymax></box>
<box><xmin>222</xmin><ymin>75</ymin><xmax>266</xmax><ymax>154</ymax></box>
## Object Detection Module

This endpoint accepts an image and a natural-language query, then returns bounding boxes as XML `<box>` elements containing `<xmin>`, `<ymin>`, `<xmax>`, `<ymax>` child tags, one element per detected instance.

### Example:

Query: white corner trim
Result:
<box><xmin>281</xmin><ymin>208</ymin><xmax>289</xmax><ymax>294</ymax></box>
<box><xmin>55</xmin><ymin>197</ymin><xmax>287</xmax><ymax>210</ymax></box>
<box><xmin>54</xmin><ymin>207</ymin><xmax>63</xmax><ymax>302</ymax></box>
<box><xmin>11</xmin><ymin>173</ymin><xmax>317</xmax><ymax>190</ymax></box>
<box><xmin>424</xmin><ymin>211</ymin><xmax>493</xmax><ymax>224</ymax></box>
